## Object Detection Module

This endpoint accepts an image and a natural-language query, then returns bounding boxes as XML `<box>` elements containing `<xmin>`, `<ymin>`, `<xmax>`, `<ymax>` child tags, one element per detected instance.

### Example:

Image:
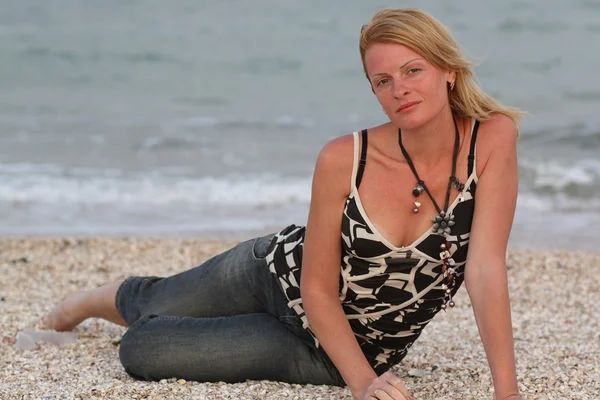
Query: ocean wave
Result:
<box><xmin>240</xmin><ymin>57</ymin><xmax>303</xmax><ymax>74</ymax></box>
<box><xmin>563</xmin><ymin>90</ymin><xmax>600</xmax><ymax>102</ymax></box>
<box><xmin>20</xmin><ymin>47</ymin><xmax>189</xmax><ymax>68</ymax></box>
<box><xmin>161</xmin><ymin>115</ymin><xmax>318</xmax><ymax>131</ymax></box>
<box><xmin>139</xmin><ymin>135</ymin><xmax>211</xmax><ymax>150</ymax></box>
<box><xmin>523</xmin><ymin>56</ymin><xmax>562</xmax><ymax>73</ymax></box>
<box><xmin>2</xmin><ymin>157</ymin><xmax>600</xmax><ymax>213</ymax></box>
<box><xmin>0</xmin><ymin>164</ymin><xmax>312</xmax><ymax>207</ymax></box>
<box><xmin>516</xmin><ymin>192</ymin><xmax>600</xmax><ymax>213</ymax></box>
<box><xmin>518</xmin><ymin>158</ymin><xmax>600</xmax><ymax>211</ymax></box>
<box><xmin>0</xmin><ymin>113</ymin><xmax>363</xmax><ymax>137</ymax></box>
<box><xmin>497</xmin><ymin>19</ymin><xmax>569</xmax><ymax>33</ymax></box>
<box><xmin>582</xmin><ymin>0</ymin><xmax>600</xmax><ymax>10</ymax></box>
<box><xmin>519</xmin><ymin>120</ymin><xmax>600</xmax><ymax>146</ymax></box>
<box><xmin>174</xmin><ymin>95</ymin><xmax>230</xmax><ymax>106</ymax></box>
<box><xmin>586</xmin><ymin>23</ymin><xmax>600</xmax><ymax>33</ymax></box>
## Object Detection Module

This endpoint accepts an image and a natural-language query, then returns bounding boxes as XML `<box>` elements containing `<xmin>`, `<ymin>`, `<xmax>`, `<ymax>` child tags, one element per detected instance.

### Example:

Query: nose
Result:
<box><xmin>392</xmin><ymin>79</ymin><xmax>409</xmax><ymax>98</ymax></box>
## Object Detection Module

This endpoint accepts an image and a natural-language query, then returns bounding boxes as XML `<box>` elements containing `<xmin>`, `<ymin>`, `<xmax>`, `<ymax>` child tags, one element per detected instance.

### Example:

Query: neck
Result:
<box><xmin>398</xmin><ymin>107</ymin><xmax>458</xmax><ymax>167</ymax></box>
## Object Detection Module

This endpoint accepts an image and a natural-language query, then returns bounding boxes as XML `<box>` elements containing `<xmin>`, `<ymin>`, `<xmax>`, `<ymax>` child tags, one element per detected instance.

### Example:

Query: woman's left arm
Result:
<box><xmin>464</xmin><ymin>115</ymin><xmax>522</xmax><ymax>400</ymax></box>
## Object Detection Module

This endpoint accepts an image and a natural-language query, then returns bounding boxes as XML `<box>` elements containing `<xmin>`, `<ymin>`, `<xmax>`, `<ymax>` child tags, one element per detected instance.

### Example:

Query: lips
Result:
<box><xmin>396</xmin><ymin>101</ymin><xmax>421</xmax><ymax>113</ymax></box>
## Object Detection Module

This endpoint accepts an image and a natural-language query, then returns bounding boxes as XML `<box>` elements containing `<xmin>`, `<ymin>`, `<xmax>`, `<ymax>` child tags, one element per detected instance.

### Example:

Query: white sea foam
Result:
<box><xmin>516</xmin><ymin>193</ymin><xmax>553</xmax><ymax>212</ymax></box>
<box><xmin>0</xmin><ymin>164</ymin><xmax>312</xmax><ymax>207</ymax></box>
<box><xmin>2</xmin><ymin>160</ymin><xmax>600</xmax><ymax>211</ymax></box>
<box><xmin>520</xmin><ymin>158</ymin><xmax>600</xmax><ymax>194</ymax></box>
<box><xmin>1</xmin><ymin>161</ymin><xmax>599</xmax><ymax>238</ymax></box>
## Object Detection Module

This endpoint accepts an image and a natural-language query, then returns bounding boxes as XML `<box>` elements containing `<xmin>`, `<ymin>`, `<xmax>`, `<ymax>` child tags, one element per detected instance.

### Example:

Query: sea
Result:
<box><xmin>1</xmin><ymin>0</ymin><xmax>599</xmax><ymax>251</ymax></box>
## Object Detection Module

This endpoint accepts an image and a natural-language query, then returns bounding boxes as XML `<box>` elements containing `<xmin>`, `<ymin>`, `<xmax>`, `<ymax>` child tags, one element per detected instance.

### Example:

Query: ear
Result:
<box><xmin>446</xmin><ymin>70</ymin><xmax>456</xmax><ymax>86</ymax></box>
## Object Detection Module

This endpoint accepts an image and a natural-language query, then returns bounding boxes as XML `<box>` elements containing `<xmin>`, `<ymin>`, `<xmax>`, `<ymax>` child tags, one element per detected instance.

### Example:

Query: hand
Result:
<box><xmin>355</xmin><ymin>371</ymin><xmax>414</xmax><ymax>400</ymax></box>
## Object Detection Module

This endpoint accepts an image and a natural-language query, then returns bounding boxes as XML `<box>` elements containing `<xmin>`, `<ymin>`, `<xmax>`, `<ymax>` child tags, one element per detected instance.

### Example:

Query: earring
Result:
<box><xmin>449</xmin><ymin>81</ymin><xmax>455</xmax><ymax>91</ymax></box>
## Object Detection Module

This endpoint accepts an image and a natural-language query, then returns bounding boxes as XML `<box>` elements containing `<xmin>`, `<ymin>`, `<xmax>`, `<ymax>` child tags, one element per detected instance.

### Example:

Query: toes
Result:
<box><xmin>39</xmin><ymin>315</ymin><xmax>53</xmax><ymax>330</ymax></box>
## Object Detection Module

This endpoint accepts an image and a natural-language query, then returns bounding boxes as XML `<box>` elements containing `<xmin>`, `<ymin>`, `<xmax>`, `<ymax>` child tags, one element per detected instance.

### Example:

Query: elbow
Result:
<box><xmin>464</xmin><ymin>267</ymin><xmax>476</xmax><ymax>295</ymax></box>
<box><xmin>300</xmin><ymin>272</ymin><xmax>340</xmax><ymax>302</ymax></box>
<box><xmin>464</xmin><ymin>260</ymin><xmax>508</xmax><ymax>298</ymax></box>
<box><xmin>464</xmin><ymin>271</ymin><xmax>487</xmax><ymax>310</ymax></box>
<box><xmin>301</xmin><ymin>284</ymin><xmax>336</xmax><ymax>304</ymax></box>
<box><xmin>465</xmin><ymin>276</ymin><xmax>475</xmax><ymax>295</ymax></box>
<box><xmin>300</xmin><ymin>281</ymin><xmax>340</xmax><ymax>313</ymax></box>
<box><xmin>300</xmin><ymin>286</ymin><xmax>336</xmax><ymax>327</ymax></box>
<box><xmin>464</xmin><ymin>265</ymin><xmax>485</xmax><ymax>298</ymax></box>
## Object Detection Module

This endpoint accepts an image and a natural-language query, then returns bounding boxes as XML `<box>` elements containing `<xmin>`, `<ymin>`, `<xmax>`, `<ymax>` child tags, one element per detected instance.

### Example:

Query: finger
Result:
<box><xmin>384</xmin><ymin>373</ymin><xmax>413</xmax><ymax>400</ymax></box>
<box><xmin>373</xmin><ymin>387</ymin><xmax>407</xmax><ymax>400</ymax></box>
<box><xmin>371</xmin><ymin>389</ymin><xmax>397</xmax><ymax>400</ymax></box>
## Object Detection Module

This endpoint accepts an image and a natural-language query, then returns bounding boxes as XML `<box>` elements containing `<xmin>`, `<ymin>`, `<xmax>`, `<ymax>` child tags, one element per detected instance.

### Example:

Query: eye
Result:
<box><xmin>407</xmin><ymin>67</ymin><xmax>422</xmax><ymax>74</ymax></box>
<box><xmin>376</xmin><ymin>78</ymin><xmax>390</xmax><ymax>87</ymax></box>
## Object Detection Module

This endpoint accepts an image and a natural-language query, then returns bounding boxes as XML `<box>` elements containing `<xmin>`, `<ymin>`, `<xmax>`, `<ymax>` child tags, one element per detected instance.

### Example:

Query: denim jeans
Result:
<box><xmin>115</xmin><ymin>233</ymin><xmax>345</xmax><ymax>387</ymax></box>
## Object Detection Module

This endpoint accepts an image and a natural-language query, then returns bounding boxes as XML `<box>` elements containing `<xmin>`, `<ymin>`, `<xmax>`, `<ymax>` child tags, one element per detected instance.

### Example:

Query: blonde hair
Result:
<box><xmin>360</xmin><ymin>8</ymin><xmax>525</xmax><ymax>129</ymax></box>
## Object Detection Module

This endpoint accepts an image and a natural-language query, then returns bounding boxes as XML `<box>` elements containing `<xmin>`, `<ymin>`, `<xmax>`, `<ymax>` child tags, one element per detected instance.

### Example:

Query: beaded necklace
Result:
<box><xmin>397</xmin><ymin>116</ymin><xmax>464</xmax><ymax>310</ymax></box>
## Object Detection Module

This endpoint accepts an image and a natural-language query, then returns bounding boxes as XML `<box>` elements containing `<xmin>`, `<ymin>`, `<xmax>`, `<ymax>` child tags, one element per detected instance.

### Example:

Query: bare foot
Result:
<box><xmin>41</xmin><ymin>281</ymin><xmax>127</xmax><ymax>331</ymax></box>
<box><xmin>41</xmin><ymin>290</ymin><xmax>94</xmax><ymax>331</ymax></box>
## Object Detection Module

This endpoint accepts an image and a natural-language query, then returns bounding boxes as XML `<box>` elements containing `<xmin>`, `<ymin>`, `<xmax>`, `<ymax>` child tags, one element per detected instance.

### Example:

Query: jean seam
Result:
<box><xmin>277</xmin><ymin>315</ymin><xmax>341</xmax><ymax>387</ymax></box>
<box><xmin>115</xmin><ymin>276</ymin><xmax>136</xmax><ymax>323</ymax></box>
<box><xmin>336</xmin><ymin>369</ymin><xmax>345</xmax><ymax>387</ymax></box>
<box><xmin>323</xmin><ymin>351</ymin><xmax>343</xmax><ymax>387</ymax></box>
<box><xmin>251</xmin><ymin>233</ymin><xmax>277</xmax><ymax>261</ymax></box>
<box><xmin>135</xmin><ymin>312</ymin><xmax>271</xmax><ymax>325</ymax></box>
<box><xmin>250</xmin><ymin>237</ymin><xmax>261</xmax><ymax>261</ymax></box>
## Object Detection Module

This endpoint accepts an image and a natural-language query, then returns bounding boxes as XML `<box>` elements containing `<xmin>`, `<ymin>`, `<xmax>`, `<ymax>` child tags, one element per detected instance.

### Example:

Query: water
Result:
<box><xmin>1</xmin><ymin>0</ymin><xmax>599</xmax><ymax>251</ymax></box>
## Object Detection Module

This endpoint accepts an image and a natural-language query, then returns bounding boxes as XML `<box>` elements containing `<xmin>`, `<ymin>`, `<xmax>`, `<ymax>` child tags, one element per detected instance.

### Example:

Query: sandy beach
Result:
<box><xmin>1</xmin><ymin>237</ymin><xmax>598</xmax><ymax>399</ymax></box>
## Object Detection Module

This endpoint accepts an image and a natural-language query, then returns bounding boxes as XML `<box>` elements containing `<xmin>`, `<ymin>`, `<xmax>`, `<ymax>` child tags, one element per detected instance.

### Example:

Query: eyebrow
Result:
<box><xmin>369</xmin><ymin>58</ymin><xmax>424</xmax><ymax>78</ymax></box>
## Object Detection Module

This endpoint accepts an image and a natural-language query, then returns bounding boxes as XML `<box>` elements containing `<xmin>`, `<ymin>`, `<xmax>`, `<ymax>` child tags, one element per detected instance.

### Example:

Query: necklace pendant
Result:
<box><xmin>440</xmin><ymin>246</ymin><xmax>458</xmax><ymax>309</ymax></box>
<box><xmin>453</xmin><ymin>179</ymin><xmax>464</xmax><ymax>191</ymax></box>
<box><xmin>412</xmin><ymin>200</ymin><xmax>421</xmax><ymax>214</ymax></box>
<box><xmin>412</xmin><ymin>184</ymin><xmax>425</xmax><ymax>197</ymax></box>
<box><xmin>432</xmin><ymin>212</ymin><xmax>455</xmax><ymax>236</ymax></box>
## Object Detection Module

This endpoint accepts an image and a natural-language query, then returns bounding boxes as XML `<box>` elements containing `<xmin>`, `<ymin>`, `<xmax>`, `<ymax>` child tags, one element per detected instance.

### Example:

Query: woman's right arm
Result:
<box><xmin>301</xmin><ymin>137</ymin><xmax>410</xmax><ymax>400</ymax></box>
<box><xmin>301</xmin><ymin>136</ymin><xmax>377</xmax><ymax>397</ymax></box>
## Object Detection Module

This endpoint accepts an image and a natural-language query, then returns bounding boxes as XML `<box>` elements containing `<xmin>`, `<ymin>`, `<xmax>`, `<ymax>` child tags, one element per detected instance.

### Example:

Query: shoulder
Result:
<box><xmin>315</xmin><ymin>132</ymin><xmax>355</xmax><ymax>176</ymax></box>
<box><xmin>477</xmin><ymin>113</ymin><xmax>518</xmax><ymax>143</ymax></box>
<box><xmin>312</xmin><ymin>132</ymin><xmax>356</xmax><ymax>197</ymax></box>
<box><xmin>475</xmin><ymin>113</ymin><xmax>518</xmax><ymax>176</ymax></box>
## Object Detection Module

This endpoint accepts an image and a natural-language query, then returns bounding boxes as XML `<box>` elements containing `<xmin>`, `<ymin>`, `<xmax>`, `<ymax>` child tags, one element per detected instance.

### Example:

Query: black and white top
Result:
<box><xmin>266</xmin><ymin>120</ymin><xmax>480</xmax><ymax>374</ymax></box>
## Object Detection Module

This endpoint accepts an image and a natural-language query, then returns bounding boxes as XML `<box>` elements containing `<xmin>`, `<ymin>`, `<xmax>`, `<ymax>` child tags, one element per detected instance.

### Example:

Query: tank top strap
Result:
<box><xmin>352</xmin><ymin>129</ymin><xmax>368</xmax><ymax>189</ymax></box>
<box><xmin>467</xmin><ymin>120</ymin><xmax>480</xmax><ymax>177</ymax></box>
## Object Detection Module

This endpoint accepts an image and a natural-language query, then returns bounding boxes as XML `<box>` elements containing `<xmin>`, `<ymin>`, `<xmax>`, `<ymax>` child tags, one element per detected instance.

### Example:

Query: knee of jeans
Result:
<box><xmin>118</xmin><ymin>315</ymin><xmax>157</xmax><ymax>381</ymax></box>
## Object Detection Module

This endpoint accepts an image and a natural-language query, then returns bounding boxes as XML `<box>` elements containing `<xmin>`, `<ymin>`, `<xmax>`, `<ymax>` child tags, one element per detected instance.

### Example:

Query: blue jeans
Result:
<box><xmin>115</xmin><ymin>233</ymin><xmax>345</xmax><ymax>387</ymax></box>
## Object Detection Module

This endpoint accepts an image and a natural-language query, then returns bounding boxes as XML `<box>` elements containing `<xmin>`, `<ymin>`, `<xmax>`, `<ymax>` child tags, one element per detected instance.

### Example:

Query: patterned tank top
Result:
<box><xmin>266</xmin><ymin>120</ymin><xmax>480</xmax><ymax>374</ymax></box>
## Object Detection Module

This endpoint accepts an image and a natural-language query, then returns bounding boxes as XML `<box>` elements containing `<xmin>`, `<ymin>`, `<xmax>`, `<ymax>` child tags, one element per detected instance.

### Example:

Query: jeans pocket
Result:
<box><xmin>251</xmin><ymin>233</ymin><xmax>276</xmax><ymax>260</ymax></box>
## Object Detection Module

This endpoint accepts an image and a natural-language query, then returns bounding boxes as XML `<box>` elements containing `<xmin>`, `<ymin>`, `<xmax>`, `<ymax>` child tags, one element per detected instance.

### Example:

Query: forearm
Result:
<box><xmin>303</xmin><ymin>291</ymin><xmax>376</xmax><ymax>395</ymax></box>
<box><xmin>466</xmin><ymin>264</ymin><xmax>519</xmax><ymax>399</ymax></box>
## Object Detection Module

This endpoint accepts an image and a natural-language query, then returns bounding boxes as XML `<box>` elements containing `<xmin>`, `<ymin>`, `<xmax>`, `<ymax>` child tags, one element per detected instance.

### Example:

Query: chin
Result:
<box><xmin>391</xmin><ymin>105</ymin><xmax>445</xmax><ymax>131</ymax></box>
<box><xmin>391</xmin><ymin>113</ymin><xmax>429</xmax><ymax>131</ymax></box>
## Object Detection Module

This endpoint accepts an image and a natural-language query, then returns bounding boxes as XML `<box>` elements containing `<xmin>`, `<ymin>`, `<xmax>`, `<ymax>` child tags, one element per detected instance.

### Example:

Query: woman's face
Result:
<box><xmin>364</xmin><ymin>42</ymin><xmax>453</xmax><ymax>130</ymax></box>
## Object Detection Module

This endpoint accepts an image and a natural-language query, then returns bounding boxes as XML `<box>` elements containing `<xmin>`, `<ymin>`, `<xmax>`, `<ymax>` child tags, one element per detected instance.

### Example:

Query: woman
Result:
<box><xmin>42</xmin><ymin>8</ymin><xmax>524</xmax><ymax>400</ymax></box>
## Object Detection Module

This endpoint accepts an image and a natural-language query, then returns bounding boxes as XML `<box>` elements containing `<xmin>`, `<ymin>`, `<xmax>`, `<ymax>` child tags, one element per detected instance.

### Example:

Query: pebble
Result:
<box><xmin>1</xmin><ymin>238</ymin><xmax>598</xmax><ymax>399</ymax></box>
<box><xmin>407</xmin><ymin>369</ymin><xmax>426</xmax><ymax>378</ymax></box>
